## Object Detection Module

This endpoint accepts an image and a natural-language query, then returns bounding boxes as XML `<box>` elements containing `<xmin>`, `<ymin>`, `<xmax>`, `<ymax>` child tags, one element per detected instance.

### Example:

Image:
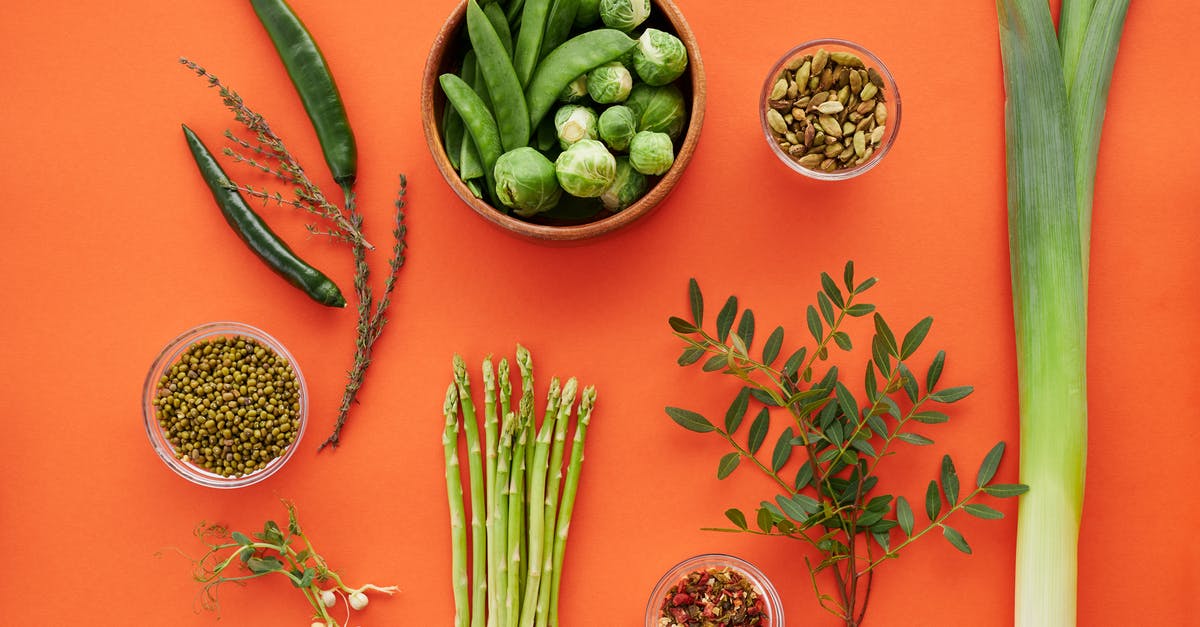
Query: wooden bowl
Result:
<box><xmin>421</xmin><ymin>0</ymin><xmax>706</xmax><ymax>243</ymax></box>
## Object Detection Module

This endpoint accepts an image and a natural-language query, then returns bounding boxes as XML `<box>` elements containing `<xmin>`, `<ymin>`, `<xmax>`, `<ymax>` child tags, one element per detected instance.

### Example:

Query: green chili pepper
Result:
<box><xmin>250</xmin><ymin>0</ymin><xmax>357</xmax><ymax>186</ymax></box>
<box><xmin>182</xmin><ymin>124</ymin><xmax>346</xmax><ymax>308</ymax></box>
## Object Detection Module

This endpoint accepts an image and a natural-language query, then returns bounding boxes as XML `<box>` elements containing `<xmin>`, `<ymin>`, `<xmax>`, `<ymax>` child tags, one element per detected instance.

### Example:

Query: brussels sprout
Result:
<box><xmin>599</xmin><ymin>0</ymin><xmax>651</xmax><ymax>32</ymax></box>
<box><xmin>597</xmin><ymin>105</ymin><xmax>638</xmax><ymax>151</ymax></box>
<box><xmin>554</xmin><ymin>104</ymin><xmax>599</xmax><ymax>149</ymax></box>
<box><xmin>558</xmin><ymin>74</ymin><xmax>589</xmax><ymax>103</ymax></box>
<box><xmin>632</xmin><ymin>28</ymin><xmax>688</xmax><ymax>86</ymax></box>
<box><xmin>586</xmin><ymin>62</ymin><xmax>633</xmax><ymax>104</ymax></box>
<box><xmin>600</xmin><ymin>157</ymin><xmax>649</xmax><ymax>211</ymax></box>
<box><xmin>628</xmin><ymin>130</ymin><xmax>675</xmax><ymax>176</ymax></box>
<box><xmin>555</xmin><ymin>139</ymin><xmax>617</xmax><ymax>197</ymax></box>
<box><xmin>493</xmin><ymin>147</ymin><xmax>562</xmax><ymax>217</ymax></box>
<box><xmin>625</xmin><ymin>83</ymin><xmax>688</xmax><ymax>140</ymax></box>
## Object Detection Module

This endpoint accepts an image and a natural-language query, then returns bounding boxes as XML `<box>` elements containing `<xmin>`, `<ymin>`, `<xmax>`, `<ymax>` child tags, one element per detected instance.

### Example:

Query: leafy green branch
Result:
<box><xmin>664</xmin><ymin>262</ymin><xmax>1027</xmax><ymax>627</ymax></box>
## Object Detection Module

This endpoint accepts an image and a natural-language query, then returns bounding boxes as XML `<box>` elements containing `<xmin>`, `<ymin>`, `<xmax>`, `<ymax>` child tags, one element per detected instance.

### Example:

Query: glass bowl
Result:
<box><xmin>142</xmin><ymin>321</ymin><xmax>308</xmax><ymax>489</ymax></box>
<box><xmin>646</xmin><ymin>553</ymin><xmax>784</xmax><ymax>626</ymax></box>
<box><xmin>760</xmin><ymin>38</ymin><xmax>901</xmax><ymax>180</ymax></box>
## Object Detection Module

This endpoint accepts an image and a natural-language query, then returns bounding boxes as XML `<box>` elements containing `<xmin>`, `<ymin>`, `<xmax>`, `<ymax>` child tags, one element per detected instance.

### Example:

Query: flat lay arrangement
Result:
<box><xmin>2</xmin><ymin>1</ymin><xmax>1197</xmax><ymax>626</ymax></box>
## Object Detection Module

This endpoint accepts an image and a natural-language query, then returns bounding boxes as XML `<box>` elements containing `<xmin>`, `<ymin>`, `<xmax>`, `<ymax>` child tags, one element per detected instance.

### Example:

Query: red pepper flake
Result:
<box><xmin>656</xmin><ymin>566</ymin><xmax>769</xmax><ymax>626</ymax></box>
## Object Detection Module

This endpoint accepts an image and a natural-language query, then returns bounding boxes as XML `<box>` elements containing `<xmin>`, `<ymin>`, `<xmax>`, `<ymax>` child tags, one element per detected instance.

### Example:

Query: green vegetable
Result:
<box><xmin>625</xmin><ymin>83</ymin><xmax>687</xmax><ymax>139</ymax></box>
<box><xmin>513</xmin><ymin>0</ymin><xmax>553</xmax><ymax>85</ymax></box>
<box><xmin>554</xmin><ymin>139</ymin><xmax>617</xmax><ymax>197</ymax></box>
<box><xmin>996</xmin><ymin>1</ymin><xmax>1128</xmax><ymax>625</ymax></box>
<box><xmin>586</xmin><ymin>61</ymin><xmax>633</xmax><ymax>104</ymax></box>
<box><xmin>467</xmin><ymin>0</ymin><xmax>530</xmax><ymax>152</ymax></box>
<box><xmin>184</xmin><ymin>500</ymin><xmax>397</xmax><ymax>623</ymax></box>
<box><xmin>494</xmin><ymin>147</ymin><xmax>563</xmax><ymax>216</ymax></box>
<box><xmin>573</xmin><ymin>0</ymin><xmax>600</xmax><ymax>27</ymax></box>
<box><xmin>632</xmin><ymin>28</ymin><xmax>688</xmax><ymax>86</ymax></box>
<box><xmin>557</xmin><ymin>75</ymin><xmax>589</xmax><ymax>103</ymax></box>
<box><xmin>597</xmin><ymin>105</ymin><xmax>637</xmax><ymax>151</ymax></box>
<box><xmin>182</xmin><ymin>124</ymin><xmax>345</xmax><ymax>308</ymax></box>
<box><xmin>599</xmin><ymin>157</ymin><xmax>647</xmax><ymax>211</ymax></box>
<box><xmin>445</xmin><ymin>349</ymin><xmax>596</xmax><ymax>627</ymax></box>
<box><xmin>667</xmin><ymin>266</ymin><xmax>1026</xmax><ymax>627</ymax></box>
<box><xmin>598</xmin><ymin>0</ymin><xmax>650</xmax><ymax>31</ymax></box>
<box><xmin>483</xmin><ymin>1</ymin><xmax>515</xmax><ymax>57</ymax></box>
<box><xmin>249</xmin><ymin>0</ymin><xmax>356</xmax><ymax>186</ymax></box>
<box><xmin>524</xmin><ymin>28</ymin><xmax>638</xmax><ymax>130</ymax></box>
<box><xmin>553</xmin><ymin>104</ymin><xmax>598</xmax><ymax>148</ymax></box>
<box><xmin>539</xmin><ymin>0</ymin><xmax>580</xmax><ymax>59</ymax></box>
<box><xmin>440</xmin><ymin>73</ymin><xmax>504</xmax><ymax>197</ymax></box>
<box><xmin>628</xmin><ymin>130</ymin><xmax>674</xmax><ymax>175</ymax></box>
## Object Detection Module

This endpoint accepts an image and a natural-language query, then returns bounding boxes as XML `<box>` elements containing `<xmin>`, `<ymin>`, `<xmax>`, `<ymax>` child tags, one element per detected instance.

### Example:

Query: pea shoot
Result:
<box><xmin>183</xmin><ymin>500</ymin><xmax>398</xmax><ymax>626</ymax></box>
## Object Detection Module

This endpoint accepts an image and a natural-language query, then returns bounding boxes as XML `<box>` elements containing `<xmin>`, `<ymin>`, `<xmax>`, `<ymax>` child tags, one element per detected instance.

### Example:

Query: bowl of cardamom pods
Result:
<box><xmin>760</xmin><ymin>38</ymin><xmax>900</xmax><ymax>180</ymax></box>
<box><xmin>142</xmin><ymin>321</ymin><xmax>308</xmax><ymax>488</ymax></box>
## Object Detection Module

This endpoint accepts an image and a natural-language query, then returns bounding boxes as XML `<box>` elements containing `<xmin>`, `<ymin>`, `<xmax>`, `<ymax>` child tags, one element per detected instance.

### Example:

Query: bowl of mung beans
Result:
<box><xmin>760</xmin><ymin>38</ymin><xmax>900</xmax><ymax>180</ymax></box>
<box><xmin>420</xmin><ymin>0</ymin><xmax>706</xmax><ymax>243</ymax></box>
<box><xmin>142</xmin><ymin>321</ymin><xmax>307</xmax><ymax>488</ymax></box>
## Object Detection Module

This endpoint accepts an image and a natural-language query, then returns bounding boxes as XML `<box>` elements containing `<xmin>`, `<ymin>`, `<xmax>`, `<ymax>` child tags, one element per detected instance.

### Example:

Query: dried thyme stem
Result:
<box><xmin>319</xmin><ymin>179</ymin><xmax>408</xmax><ymax>449</ymax></box>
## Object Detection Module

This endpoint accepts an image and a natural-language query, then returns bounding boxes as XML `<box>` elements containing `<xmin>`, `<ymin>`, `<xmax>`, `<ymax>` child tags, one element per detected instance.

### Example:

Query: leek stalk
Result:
<box><xmin>996</xmin><ymin>1</ymin><xmax>1128</xmax><ymax>625</ymax></box>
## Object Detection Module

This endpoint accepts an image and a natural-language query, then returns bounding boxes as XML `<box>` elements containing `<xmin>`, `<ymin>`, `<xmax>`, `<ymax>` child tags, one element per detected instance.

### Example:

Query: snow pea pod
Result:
<box><xmin>250</xmin><ymin>0</ymin><xmax>357</xmax><ymax>186</ymax></box>
<box><xmin>182</xmin><ymin>124</ymin><xmax>346</xmax><ymax>308</ymax></box>
<box><xmin>525</xmin><ymin>29</ymin><xmax>637</xmax><ymax>129</ymax></box>
<box><xmin>512</xmin><ymin>0</ymin><xmax>553</xmax><ymax>85</ymax></box>
<box><xmin>440</xmin><ymin>74</ymin><xmax>503</xmax><ymax>198</ymax></box>
<box><xmin>467</xmin><ymin>0</ymin><xmax>530</xmax><ymax>152</ymax></box>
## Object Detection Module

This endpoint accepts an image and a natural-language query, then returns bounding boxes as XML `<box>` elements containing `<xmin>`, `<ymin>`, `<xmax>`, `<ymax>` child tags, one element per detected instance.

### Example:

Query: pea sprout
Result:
<box><xmin>180</xmin><ymin>500</ymin><xmax>398</xmax><ymax>626</ymax></box>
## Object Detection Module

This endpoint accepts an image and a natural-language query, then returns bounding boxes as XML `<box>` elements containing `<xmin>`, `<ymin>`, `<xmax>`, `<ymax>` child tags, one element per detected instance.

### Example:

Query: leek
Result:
<box><xmin>996</xmin><ymin>1</ymin><xmax>1128</xmax><ymax>626</ymax></box>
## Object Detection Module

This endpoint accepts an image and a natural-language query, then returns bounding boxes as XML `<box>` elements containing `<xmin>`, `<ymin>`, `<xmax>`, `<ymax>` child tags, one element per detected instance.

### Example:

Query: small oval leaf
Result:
<box><xmin>964</xmin><ymin>503</ymin><xmax>1004</xmax><ymax>520</ymax></box>
<box><xmin>762</xmin><ymin>326</ymin><xmax>785</xmax><ymax>366</ymax></box>
<box><xmin>716</xmin><ymin>296</ymin><xmax>738</xmax><ymax>342</ymax></box>
<box><xmin>942</xmin><ymin>524</ymin><xmax>972</xmax><ymax>554</ymax></box>
<box><xmin>900</xmin><ymin>316</ymin><xmax>933</xmax><ymax>360</ymax></box>
<box><xmin>747</xmin><ymin>408</ymin><xmax>770</xmax><ymax>454</ymax></box>
<box><xmin>717</xmin><ymin>452</ymin><xmax>741</xmax><ymax>479</ymax></box>
<box><xmin>896</xmin><ymin>496</ymin><xmax>914</xmax><ymax>536</ymax></box>
<box><xmin>925</xmin><ymin>480</ymin><xmax>942</xmax><ymax>521</ymax></box>
<box><xmin>688</xmin><ymin>278</ymin><xmax>703</xmax><ymax>326</ymax></box>
<box><xmin>725</xmin><ymin>387</ymin><xmax>752</xmax><ymax>434</ymax></box>
<box><xmin>983</xmin><ymin>483</ymin><xmax>1030</xmax><ymax>498</ymax></box>
<box><xmin>976</xmin><ymin>441</ymin><xmax>1006</xmax><ymax>487</ymax></box>
<box><xmin>929</xmin><ymin>386</ymin><xmax>973</xmax><ymax>403</ymax></box>
<box><xmin>725</xmin><ymin>508</ymin><xmax>748</xmax><ymax>530</ymax></box>
<box><xmin>771</xmin><ymin>427</ymin><xmax>795</xmax><ymax>472</ymax></box>
<box><xmin>665</xmin><ymin>407</ymin><xmax>715</xmax><ymax>433</ymax></box>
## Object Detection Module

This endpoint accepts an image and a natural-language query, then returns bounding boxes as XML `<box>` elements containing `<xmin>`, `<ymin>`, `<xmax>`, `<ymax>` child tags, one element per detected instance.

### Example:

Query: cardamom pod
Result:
<box><xmin>849</xmin><ymin>70</ymin><xmax>863</xmax><ymax>94</ymax></box>
<box><xmin>798</xmin><ymin>153</ymin><xmax>823</xmax><ymax>168</ymax></box>
<box><xmin>767</xmin><ymin>109</ymin><xmax>787</xmax><ymax>135</ymax></box>
<box><xmin>818</xmin><ymin>115</ymin><xmax>843</xmax><ymax>138</ymax></box>
<box><xmin>816</xmin><ymin>101</ymin><xmax>844</xmax><ymax>115</ymax></box>
<box><xmin>796</xmin><ymin>61</ymin><xmax>812</xmax><ymax>95</ymax></box>
<box><xmin>860</xmin><ymin>82</ymin><xmax>878</xmax><ymax>101</ymax></box>
<box><xmin>870</xmin><ymin>125</ymin><xmax>885</xmax><ymax>145</ymax></box>
<box><xmin>770</xmin><ymin>78</ymin><xmax>788</xmax><ymax>100</ymax></box>
<box><xmin>812</xmin><ymin>49</ymin><xmax>829</xmax><ymax>74</ymax></box>
<box><xmin>874</xmin><ymin>102</ymin><xmax>888</xmax><ymax>125</ymax></box>
<box><xmin>829</xmin><ymin>51</ymin><xmax>864</xmax><ymax>67</ymax></box>
<box><xmin>853</xmin><ymin>131</ymin><xmax>867</xmax><ymax>157</ymax></box>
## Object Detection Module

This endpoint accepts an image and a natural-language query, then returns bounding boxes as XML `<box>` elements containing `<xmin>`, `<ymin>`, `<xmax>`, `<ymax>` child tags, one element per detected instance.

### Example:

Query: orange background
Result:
<box><xmin>1</xmin><ymin>1</ymin><xmax>1196</xmax><ymax>625</ymax></box>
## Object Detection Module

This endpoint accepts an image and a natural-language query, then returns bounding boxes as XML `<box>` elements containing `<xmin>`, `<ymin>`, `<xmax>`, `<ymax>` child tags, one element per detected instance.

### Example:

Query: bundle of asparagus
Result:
<box><xmin>443</xmin><ymin>345</ymin><xmax>597</xmax><ymax>627</ymax></box>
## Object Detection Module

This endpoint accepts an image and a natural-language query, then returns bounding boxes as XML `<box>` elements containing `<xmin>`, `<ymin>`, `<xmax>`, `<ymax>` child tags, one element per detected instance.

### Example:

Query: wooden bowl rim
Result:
<box><xmin>420</xmin><ymin>0</ymin><xmax>707</xmax><ymax>243</ymax></box>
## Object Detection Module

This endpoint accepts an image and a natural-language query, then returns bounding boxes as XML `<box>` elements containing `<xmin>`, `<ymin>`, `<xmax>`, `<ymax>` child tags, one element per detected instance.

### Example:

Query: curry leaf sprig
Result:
<box><xmin>666</xmin><ymin>262</ymin><xmax>1027</xmax><ymax>627</ymax></box>
<box><xmin>184</xmin><ymin>500</ymin><xmax>397</xmax><ymax>626</ymax></box>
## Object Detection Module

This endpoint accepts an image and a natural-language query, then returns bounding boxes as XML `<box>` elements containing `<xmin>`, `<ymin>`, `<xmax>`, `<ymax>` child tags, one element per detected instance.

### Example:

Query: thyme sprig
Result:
<box><xmin>666</xmin><ymin>262</ymin><xmax>1028</xmax><ymax>627</ymax></box>
<box><xmin>179</xmin><ymin>57</ymin><xmax>408</xmax><ymax>448</ymax></box>
<box><xmin>179</xmin><ymin>58</ymin><xmax>371</xmax><ymax>250</ymax></box>
<box><xmin>183</xmin><ymin>500</ymin><xmax>398</xmax><ymax>626</ymax></box>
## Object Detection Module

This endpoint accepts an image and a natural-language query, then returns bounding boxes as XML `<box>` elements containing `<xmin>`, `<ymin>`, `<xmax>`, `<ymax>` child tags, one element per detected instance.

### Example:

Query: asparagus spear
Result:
<box><xmin>519</xmin><ymin>378</ymin><xmax>563</xmax><ymax>627</ymax></box>
<box><xmin>504</xmin><ymin>387</ymin><xmax>533</xmax><ymax>627</ymax></box>
<box><xmin>493</xmin><ymin>412</ymin><xmax>516</xmax><ymax>627</ymax></box>
<box><xmin>534</xmin><ymin>378</ymin><xmax>578</xmax><ymax>627</ymax></box>
<box><xmin>443</xmin><ymin>383</ymin><xmax>469</xmax><ymax>627</ymax></box>
<box><xmin>482</xmin><ymin>358</ymin><xmax>499</xmax><ymax>627</ymax></box>
<box><xmin>548</xmin><ymin>385</ymin><xmax>595</xmax><ymax>627</ymax></box>
<box><xmin>453</xmin><ymin>355</ymin><xmax>488</xmax><ymax>627</ymax></box>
